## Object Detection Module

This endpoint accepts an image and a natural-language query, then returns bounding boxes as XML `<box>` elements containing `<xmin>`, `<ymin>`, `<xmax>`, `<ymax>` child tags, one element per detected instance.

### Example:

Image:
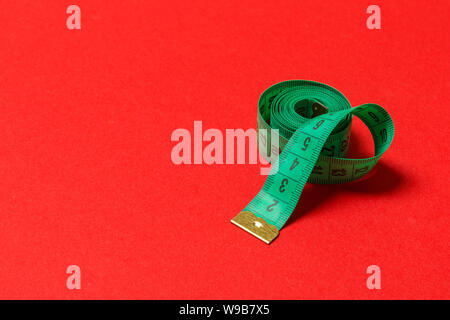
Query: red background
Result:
<box><xmin>0</xmin><ymin>0</ymin><xmax>448</xmax><ymax>299</ymax></box>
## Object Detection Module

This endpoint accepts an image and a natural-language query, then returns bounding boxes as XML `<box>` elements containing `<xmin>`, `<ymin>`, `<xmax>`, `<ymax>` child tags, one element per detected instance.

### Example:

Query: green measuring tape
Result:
<box><xmin>231</xmin><ymin>80</ymin><xmax>394</xmax><ymax>244</ymax></box>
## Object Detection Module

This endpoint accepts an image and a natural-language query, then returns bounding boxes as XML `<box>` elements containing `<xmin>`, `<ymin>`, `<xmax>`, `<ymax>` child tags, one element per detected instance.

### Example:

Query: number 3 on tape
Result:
<box><xmin>231</xmin><ymin>80</ymin><xmax>394</xmax><ymax>244</ymax></box>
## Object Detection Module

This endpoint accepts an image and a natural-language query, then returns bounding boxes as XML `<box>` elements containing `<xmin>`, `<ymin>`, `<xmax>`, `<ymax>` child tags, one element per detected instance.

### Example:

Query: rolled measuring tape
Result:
<box><xmin>231</xmin><ymin>80</ymin><xmax>394</xmax><ymax>244</ymax></box>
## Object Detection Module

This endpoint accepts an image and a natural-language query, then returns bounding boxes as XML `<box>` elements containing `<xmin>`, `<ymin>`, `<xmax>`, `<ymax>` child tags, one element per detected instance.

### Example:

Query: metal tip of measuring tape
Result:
<box><xmin>311</xmin><ymin>101</ymin><xmax>328</xmax><ymax>117</ymax></box>
<box><xmin>231</xmin><ymin>211</ymin><xmax>279</xmax><ymax>244</ymax></box>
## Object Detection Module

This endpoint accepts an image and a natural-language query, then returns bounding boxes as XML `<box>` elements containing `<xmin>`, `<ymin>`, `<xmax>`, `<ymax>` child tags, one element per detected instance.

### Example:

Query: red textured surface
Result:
<box><xmin>0</xmin><ymin>0</ymin><xmax>449</xmax><ymax>299</ymax></box>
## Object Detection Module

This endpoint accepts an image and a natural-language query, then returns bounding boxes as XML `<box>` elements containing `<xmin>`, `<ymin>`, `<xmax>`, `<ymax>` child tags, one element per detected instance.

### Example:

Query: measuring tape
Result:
<box><xmin>231</xmin><ymin>80</ymin><xmax>394</xmax><ymax>244</ymax></box>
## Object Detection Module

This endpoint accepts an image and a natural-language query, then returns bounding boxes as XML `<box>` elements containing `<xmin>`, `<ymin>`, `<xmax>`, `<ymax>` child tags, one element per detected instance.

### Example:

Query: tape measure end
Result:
<box><xmin>311</xmin><ymin>101</ymin><xmax>328</xmax><ymax>117</ymax></box>
<box><xmin>231</xmin><ymin>211</ymin><xmax>279</xmax><ymax>244</ymax></box>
